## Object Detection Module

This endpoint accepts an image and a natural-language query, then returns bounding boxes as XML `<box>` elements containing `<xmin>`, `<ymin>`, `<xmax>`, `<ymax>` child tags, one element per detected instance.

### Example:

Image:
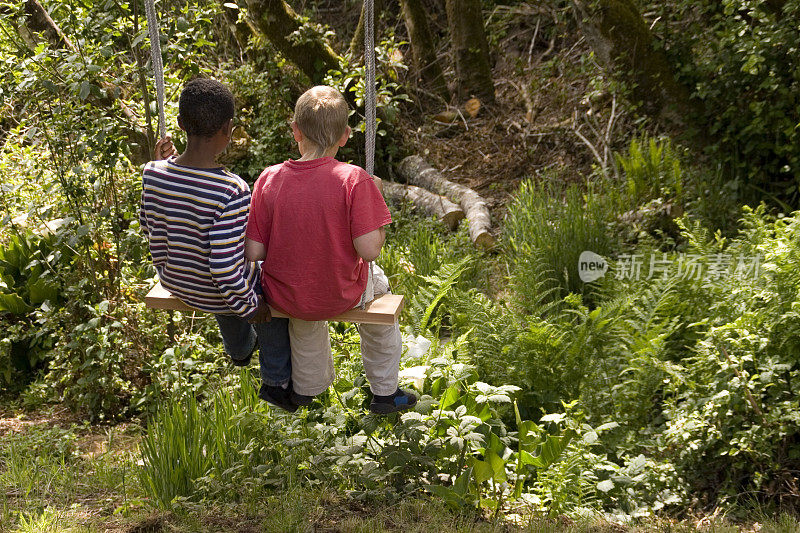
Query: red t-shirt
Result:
<box><xmin>246</xmin><ymin>157</ymin><xmax>391</xmax><ymax>320</ymax></box>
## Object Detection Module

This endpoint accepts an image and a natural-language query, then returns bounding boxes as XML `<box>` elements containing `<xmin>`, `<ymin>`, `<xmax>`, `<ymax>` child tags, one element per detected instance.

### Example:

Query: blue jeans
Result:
<box><xmin>215</xmin><ymin>314</ymin><xmax>292</xmax><ymax>387</ymax></box>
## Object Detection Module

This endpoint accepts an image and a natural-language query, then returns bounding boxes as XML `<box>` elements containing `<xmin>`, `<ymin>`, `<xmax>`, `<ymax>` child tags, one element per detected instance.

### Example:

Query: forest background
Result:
<box><xmin>1</xmin><ymin>0</ymin><xmax>800</xmax><ymax>531</ymax></box>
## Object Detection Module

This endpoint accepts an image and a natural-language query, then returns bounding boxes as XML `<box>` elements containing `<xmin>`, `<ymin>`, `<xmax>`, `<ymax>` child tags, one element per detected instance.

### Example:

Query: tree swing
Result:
<box><xmin>142</xmin><ymin>0</ymin><xmax>403</xmax><ymax>325</ymax></box>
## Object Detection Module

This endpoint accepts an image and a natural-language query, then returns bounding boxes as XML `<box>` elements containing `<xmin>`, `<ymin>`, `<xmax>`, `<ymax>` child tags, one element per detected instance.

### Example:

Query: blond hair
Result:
<box><xmin>293</xmin><ymin>86</ymin><xmax>349</xmax><ymax>158</ymax></box>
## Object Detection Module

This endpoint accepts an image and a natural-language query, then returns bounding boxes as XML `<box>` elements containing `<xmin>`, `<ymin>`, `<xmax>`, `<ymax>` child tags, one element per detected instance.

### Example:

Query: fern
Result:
<box><xmin>408</xmin><ymin>257</ymin><xmax>471</xmax><ymax>335</ymax></box>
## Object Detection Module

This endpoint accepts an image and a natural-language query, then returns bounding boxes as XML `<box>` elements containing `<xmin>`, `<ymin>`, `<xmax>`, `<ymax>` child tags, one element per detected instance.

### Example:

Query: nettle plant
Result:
<box><xmin>139</xmin><ymin>354</ymin><xmax>595</xmax><ymax>514</ymax></box>
<box><xmin>657</xmin><ymin>206</ymin><xmax>800</xmax><ymax>502</ymax></box>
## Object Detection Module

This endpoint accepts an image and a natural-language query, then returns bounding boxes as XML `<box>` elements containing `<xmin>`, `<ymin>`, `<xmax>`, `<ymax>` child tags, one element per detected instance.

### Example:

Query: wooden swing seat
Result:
<box><xmin>144</xmin><ymin>281</ymin><xmax>404</xmax><ymax>326</ymax></box>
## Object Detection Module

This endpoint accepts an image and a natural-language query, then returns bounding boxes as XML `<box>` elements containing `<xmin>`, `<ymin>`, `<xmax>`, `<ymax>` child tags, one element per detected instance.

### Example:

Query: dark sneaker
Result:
<box><xmin>259</xmin><ymin>384</ymin><xmax>297</xmax><ymax>413</ymax></box>
<box><xmin>369</xmin><ymin>388</ymin><xmax>417</xmax><ymax>414</ymax></box>
<box><xmin>290</xmin><ymin>390</ymin><xmax>315</xmax><ymax>407</ymax></box>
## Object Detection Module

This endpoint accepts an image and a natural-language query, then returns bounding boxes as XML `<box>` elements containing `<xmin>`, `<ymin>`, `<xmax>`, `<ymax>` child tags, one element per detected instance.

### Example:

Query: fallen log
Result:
<box><xmin>396</xmin><ymin>155</ymin><xmax>494</xmax><ymax>248</ymax></box>
<box><xmin>383</xmin><ymin>181</ymin><xmax>465</xmax><ymax>231</ymax></box>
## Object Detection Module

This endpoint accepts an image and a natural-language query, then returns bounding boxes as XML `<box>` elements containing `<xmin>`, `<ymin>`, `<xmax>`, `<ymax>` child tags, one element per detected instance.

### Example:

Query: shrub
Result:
<box><xmin>657</xmin><ymin>206</ymin><xmax>800</xmax><ymax>503</ymax></box>
<box><xmin>0</xmin><ymin>228</ymin><xmax>74</xmax><ymax>389</ymax></box>
<box><xmin>649</xmin><ymin>0</ymin><xmax>800</xmax><ymax>198</ymax></box>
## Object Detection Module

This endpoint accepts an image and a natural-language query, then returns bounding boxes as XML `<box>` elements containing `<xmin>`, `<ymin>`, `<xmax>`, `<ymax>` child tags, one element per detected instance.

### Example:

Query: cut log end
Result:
<box><xmin>441</xmin><ymin>209</ymin><xmax>466</xmax><ymax>231</ymax></box>
<box><xmin>472</xmin><ymin>230</ymin><xmax>495</xmax><ymax>250</ymax></box>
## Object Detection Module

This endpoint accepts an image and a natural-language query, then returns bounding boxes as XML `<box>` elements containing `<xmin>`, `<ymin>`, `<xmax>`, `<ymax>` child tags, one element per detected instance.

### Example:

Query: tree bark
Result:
<box><xmin>444</xmin><ymin>0</ymin><xmax>494</xmax><ymax>104</ymax></box>
<box><xmin>396</xmin><ymin>156</ymin><xmax>493</xmax><ymax>248</ymax></box>
<box><xmin>349</xmin><ymin>0</ymin><xmax>367</xmax><ymax>56</ymax></box>
<box><xmin>220</xmin><ymin>1</ymin><xmax>257</xmax><ymax>60</ymax></box>
<box><xmin>399</xmin><ymin>0</ymin><xmax>450</xmax><ymax>102</ymax></box>
<box><xmin>244</xmin><ymin>0</ymin><xmax>340</xmax><ymax>84</ymax></box>
<box><xmin>23</xmin><ymin>0</ymin><xmax>73</xmax><ymax>50</ymax></box>
<box><xmin>572</xmin><ymin>0</ymin><xmax>698</xmax><ymax>138</ymax></box>
<box><xmin>383</xmin><ymin>181</ymin><xmax>465</xmax><ymax>230</ymax></box>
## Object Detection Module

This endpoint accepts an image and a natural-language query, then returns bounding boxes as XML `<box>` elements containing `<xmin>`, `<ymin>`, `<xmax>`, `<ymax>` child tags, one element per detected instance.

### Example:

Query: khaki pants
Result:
<box><xmin>289</xmin><ymin>264</ymin><xmax>402</xmax><ymax>397</ymax></box>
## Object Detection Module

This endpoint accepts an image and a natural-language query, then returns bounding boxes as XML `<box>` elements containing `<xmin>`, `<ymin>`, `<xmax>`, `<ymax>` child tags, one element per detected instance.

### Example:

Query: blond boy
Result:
<box><xmin>244</xmin><ymin>86</ymin><xmax>416</xmax><ymax>413</ymax></box>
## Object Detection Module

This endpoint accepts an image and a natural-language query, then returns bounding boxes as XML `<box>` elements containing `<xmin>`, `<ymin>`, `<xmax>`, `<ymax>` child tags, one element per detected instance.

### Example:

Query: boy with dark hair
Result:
<box><xmin>140</xmin><ymin>78</ymin><xmax>294</xmax><ymax>411</ymax></box>
<box><xmin>244</xmin><ymin>85</ymin><xmax>416</xmax><ymax>414</ymax></box>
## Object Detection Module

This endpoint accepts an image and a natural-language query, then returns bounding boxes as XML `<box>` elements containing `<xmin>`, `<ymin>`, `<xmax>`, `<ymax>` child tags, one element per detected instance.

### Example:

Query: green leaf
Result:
<box><xmin>582</xmin><ymin>430</ymin><xmax>598</xmax><ymax>445</ymax></box>
<box><xmin>531</xmin><ymin>432</ymin><xmax>573</xmax><ymax>469</ymax></box>
<box><xmin>471</xmin><ymin>458</ymin><xmax>493</xmax><ymax>484</ymax></box>
<box><xmin>0</xmin><ymin>293</ymin><xmax>32</xmax><ymax>315</ymax></box>
<box><xmin>424</xmin><ymin>485</ymin><xmax>466</xmax><ymax>510</ymax></box>
<box><xmin>453</xmin><ymin>470</ymin><xmax>470</xmax><ymax>496</ymax></box>
<box><xmin>517</xmin><ymin>420</ymin><xmax>540</xmax><ymax>450</ymax></box>
<box><xmin>479</xmin><ymin>498</ymin><xmax>498</xmax><ymax>510</ymax></box>
<box><xmin>486</xmin><ymin>450</ymin><xmax>507</xmax><ymax>483</ymax></box>
<box><xmin>486</xmin><ymin>432</ymin><xmax>504</xmax><ymax>454</ymax></box>
<box><xmin>27</xmin><ymin>278</ymin><xmax>58</xmax><ymax>305</ymax></box>
<box><xmin>176</xmin><ymin>17</ymin><xmax>190</xmax><ymax>33</ymax></box>
<box><xmin>597</xmin><ymin>479</ymin><xmax>615</xmax><ymax>493</ymax></box>
<box><xmin>439</xmin><ymin>385</ymin><xmax>460</xmax><ymax>410</ymax></box>
<box><xmin>79</xmin><ymin>81</ymin><xmax>92</xmax><ymax>101</ymax></box>
<box><xmin>518</xmin><ymin>450</ymin><xmax>535</xmax><ymax>466</ymax></box>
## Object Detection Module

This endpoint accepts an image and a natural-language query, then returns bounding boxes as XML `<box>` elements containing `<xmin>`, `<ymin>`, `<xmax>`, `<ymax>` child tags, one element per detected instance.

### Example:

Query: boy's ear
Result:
<box><xmin>290</xmin><ymin>121</ymin><xmax>303</xmax><ymax>143</ymax></box>
<box><xmin>337</xmin><ymin>126</ymin><xmax>351</xmax><ymax>148</ymax></box>
<box><xmin>220</xmin><ymin>118</ymin><xmax>234</xmax><ymax>138</ymax></box>
<box><xmin>177</xmin><ymin>115</ymin><xmax>186</xmax><ymax>131</ymax></box>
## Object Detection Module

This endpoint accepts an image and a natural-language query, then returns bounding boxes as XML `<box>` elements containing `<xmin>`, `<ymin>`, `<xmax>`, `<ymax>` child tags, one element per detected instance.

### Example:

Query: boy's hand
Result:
<box><xmin>248</xmin><ymin>295</ymin><xmax>272</xmax><ymax>324</ymax></box>
<box><xmin>372</xmin><ymin>175</ymin><xmax>383</xmax><ymax>193</ymax></box>
<box><xmin>154</xmin><ymin>136</ymin><xmax>178</xmax><ymax>161</ymax></box>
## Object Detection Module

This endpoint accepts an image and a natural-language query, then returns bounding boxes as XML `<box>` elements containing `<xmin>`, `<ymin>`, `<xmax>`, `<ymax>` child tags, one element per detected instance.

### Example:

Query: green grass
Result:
<box><xmin>1</xmin><ymin>406</ymin><xmax>799</xmax><ymax>532</ymax></box>
<box><xmin>504</xmin><ymin>180</ymin><xmax>616</xmax><ymax>312</ymax></box>
<box><xmin>0</xmin><ymin>420</ymin><xmax>143</xmax><ymax>531</ymax></box>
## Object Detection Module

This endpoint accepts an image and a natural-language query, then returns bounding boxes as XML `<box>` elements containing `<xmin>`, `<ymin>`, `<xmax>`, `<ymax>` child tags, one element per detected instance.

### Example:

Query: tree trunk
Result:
<box><xmin>220</xmin><ymin>2</ymin><xmax>257</xmax><ymax>60</ymax></box>
<box><xmin>383</xmin><ymin>181</ymin><xmax>464</xmax><ymax>230</ymax></box>
<box><xmin>444</xmin><ymin>0</ymin><xmax>494</xmax><ymax>104</ymax></box>
<box><xmin>23</xmin><ymin>0</ymin><xmax>73</xmax><ymax>49</ymax></box>
<box><xmin>349</xmin><ymin>0</ymin><xmax>367</xmax><ymax>56</ymax></box>
<box><xmin>244</xmin><ymin>0</ymin><xmax>340</xmax><ymax>84</ymax></box>
<box><xmin>400</xmin><ymin>0</ymin><xmax>450</xmax><ymax>102</ymax></box>
<box><xmin>572</xmin><ymin>0</ymin><xmax>698</xmax><ymax>138</ymax></box>
<box><xmin>396</xmin><ymin>156</ymin><xmax>494</xmax><ymax>248</ymax></box>
<box><xmin>348</xmin><ymin>0</ymin><xmax>386</xmax><ymax>56</ymax></box>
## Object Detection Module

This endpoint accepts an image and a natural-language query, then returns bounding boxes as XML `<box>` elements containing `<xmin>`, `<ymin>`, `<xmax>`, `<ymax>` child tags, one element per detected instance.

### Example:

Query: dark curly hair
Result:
<box><xmin>178</xmin><ymin>78</ymin><xmax>235</xmax><ymax>137</ymax></box>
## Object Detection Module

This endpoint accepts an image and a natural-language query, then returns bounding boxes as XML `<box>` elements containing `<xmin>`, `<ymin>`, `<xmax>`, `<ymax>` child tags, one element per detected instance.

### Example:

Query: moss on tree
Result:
<box><xmin>574</xmin><ymin>0</ymin><xmax>698</xmax><ymax>138</ymax></box>
<box><xmin>400</xmin><ymin>0</ymin><xmax>450</xmax><ymax>102</ymax></box>
<box><xmin>244</xmin><ymin>0</ymin><xmax>340</xmax><ymax>85</ymax></box>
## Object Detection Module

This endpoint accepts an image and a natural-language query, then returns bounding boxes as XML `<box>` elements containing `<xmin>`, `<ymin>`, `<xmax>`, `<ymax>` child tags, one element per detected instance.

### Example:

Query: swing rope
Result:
<box><xmin>362</xmin><ymin>0</ymin><xmax>377</xmax><ymax>305</ymax></box>
<box><xmin>363</xmin><ymin>0</ymin><xmax>376</xmax><ymax>177</ymax></box>
<box><xmin>143</xmin><ymin>0</ymin><xmax>166</xmax><ymax>140</ymax></box>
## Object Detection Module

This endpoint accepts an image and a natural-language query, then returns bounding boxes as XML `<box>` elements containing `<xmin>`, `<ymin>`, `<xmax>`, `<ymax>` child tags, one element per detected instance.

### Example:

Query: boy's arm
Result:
<box><xmin>353</xmin><ymin>227</ymin><xmax>385</xmax><ymax>262</ymax></box>
<box><xmin>209</xmin><ymin>187</ymin><xmax>260</xmax><ymax>319</ymax></box>
<box><xmin>245</xmin><ymin>238</ymin><xmax>266</xmax><ymax>261</ymax></box>
<box><xmin>140</xmin><ymin>166</ymin><xmax>153</xmax><ymax>237</ymax></box>
<box><xmin>349</xmin><ymin>173</ymin><xmax>392</xmax><ymax>262</ymax></box>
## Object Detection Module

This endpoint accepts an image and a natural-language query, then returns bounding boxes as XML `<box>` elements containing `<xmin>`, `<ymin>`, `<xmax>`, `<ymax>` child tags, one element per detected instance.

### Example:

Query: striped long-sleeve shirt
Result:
<box><xmin>140</xmin><ymin>158</ymin><xmax>259</xmax><ymax>318</ymax></box>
